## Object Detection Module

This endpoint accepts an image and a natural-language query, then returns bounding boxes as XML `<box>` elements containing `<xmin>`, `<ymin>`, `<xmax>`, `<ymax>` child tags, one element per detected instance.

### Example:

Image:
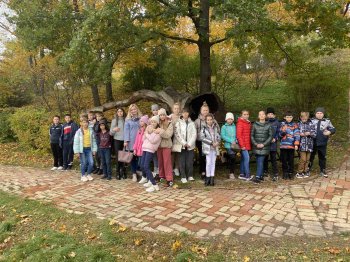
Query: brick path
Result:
<box><xmin>0</xmin><ymin>159</ymin><xmax>349</xmax><ymax>239</ymax></box>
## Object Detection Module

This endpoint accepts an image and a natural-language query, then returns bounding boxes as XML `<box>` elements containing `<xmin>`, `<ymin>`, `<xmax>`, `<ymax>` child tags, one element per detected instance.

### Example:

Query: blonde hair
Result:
<box><xmin>126</xmin><ymin>104</ymin><xmax>142</xmax><ymax>119</ymax></box>
<box><xmin>201</xmin><ymin>101</ymin><xmax>209</xmax><ymax>110</ymax></box>
<box><xmin>300</xmin><ymin>112</ymin><xmax>310</xmax><ymax>119</ymax></box>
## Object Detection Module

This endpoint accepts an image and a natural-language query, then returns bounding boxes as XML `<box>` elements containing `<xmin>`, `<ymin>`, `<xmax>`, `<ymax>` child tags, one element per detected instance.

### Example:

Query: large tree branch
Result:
<box><xmin>210</xmin><ymin>37</ymin><xmax>228</xmax><ymax>46</ymax></box>
<box><xmin>187</xmin><ymin>0</ymin><xmax>200</xmax><ymax>30</ymax></box>
<box><xmin>158</xmin><ymin>32</ymin><xmax>198</xmax><ymax>44</ymax></box>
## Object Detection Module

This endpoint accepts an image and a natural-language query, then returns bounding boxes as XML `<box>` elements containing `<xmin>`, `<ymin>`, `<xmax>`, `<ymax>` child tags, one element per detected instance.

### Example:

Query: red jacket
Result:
<box><xmin>236</xmin><ymin>117</ymin><xmax>252</xmax><ymax>150</ymax></box>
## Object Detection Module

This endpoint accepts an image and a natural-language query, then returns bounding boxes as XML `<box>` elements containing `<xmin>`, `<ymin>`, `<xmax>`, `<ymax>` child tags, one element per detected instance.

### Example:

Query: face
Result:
<box><xmin>182</xmin><ymin>111</ymin><xmax>189</xmax><ymax>119</ymax></box>
<box><xmin>258</xmin><ymin>111</ymin><xmax>266</xmax><ymax>121</ymax></box>
<box><xmin>201</xmin><ymin>106</ymin><xmax>209</xmax><ymax>117</ymax></box>
<box><xmin>96</xmin><ymin>114</ymin><xmax>103</xmax><ymax>121</ymax></box>
<box><xmin>150</xmin><ymin>120</ymin><xmax>158</xmax><ymax>128</ymax></box>
<box><xmin>140</xmin><ymin>121</ymin><xmax>147</xmax><ymax>127</ymax></box>
<box><xmin>206</xmin><ymin>116</ymin><xmax>213</xmax><ymax>126</ymax></box>
<box><xmin>241</xmin><ymin>111</ymin><xmax>249</xmax><ymax>120</ymax></box>
<box><xmin>226</xmin><ymin>118</ymin><xmax>233</xmax><ymax>125</ymax></box>
<box><xmin>152</xmin><ymin>110</ymin><xmax>158</xmax><ymax>116</ymax></box>
<box><xmin>117</xmin><ymin>109</ymin><xmax>124</xmax><ymax>117</ymax></box>
<box><xmin>315</xmin><ymin>112</ymin><xmax>324</xmax><ymax>119</ymax></box>
<box><xmin>81</xmin><ymin>121</ymin><xmax>88</xmax><ymax>129</ymax></box>
<box><xmin>285</xmin><ymin>116</ymin><xmax>293</xmax><ymax>122</ymax></box>
<box><xmin>53</xmin><ymin>117</ymin><xmax>60</xmax><ymax>125</ymax></box>
<box><xmin>65</xmin><ymin>116</ymin><xmax>71</xmax><ymax>123</ymax></box>
<box><xmin>159</xmin><ymin>113</ymin><xmax>166</xmax><ymax>121</ymax></box>
<box><xmin>88</xmin><ymin>113</ymin><xmax>94</xmax><ymax>121</ymax></box>
<box><xmin>173</xmin><ymin>105</ymin><xmax>180</xmax><ymax>115</ymax></box>
<box><xmin>100</xmin><ymin>124</ymin><xmax>106</xmax><ymax>130</ymax></box>
<box><xmin>301</xmin><ymin>115</ymin><xmax>308</xmax><ymax>122</ymax></box>
<box><xmin>267</xmin><ymin>113</ymin><xmax>275</xmax><ymax>119</ymax></box>
<box><xmin>130</xmin><ymin>106</ymin><xmax>137</xmax><ymax>116</ymax></box>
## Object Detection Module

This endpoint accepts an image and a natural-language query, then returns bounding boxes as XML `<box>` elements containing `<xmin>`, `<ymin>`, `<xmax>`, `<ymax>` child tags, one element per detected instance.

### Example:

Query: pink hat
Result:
<box><xmin>140</xmin><ymin>115</ymin><xmax>149</xmax><ymax>125</ymax></box>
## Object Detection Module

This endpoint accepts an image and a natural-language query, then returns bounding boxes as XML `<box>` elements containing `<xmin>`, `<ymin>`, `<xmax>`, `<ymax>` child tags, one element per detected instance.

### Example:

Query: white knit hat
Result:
<box><xmin>225</xmin><ymin>112</ymin><xmax>234</xmax><ymax>121</ymax></box>
<box><xmin>150</xmin><ymin>115</ymin><xmax>159</xmax><ymax>124</ymax></box>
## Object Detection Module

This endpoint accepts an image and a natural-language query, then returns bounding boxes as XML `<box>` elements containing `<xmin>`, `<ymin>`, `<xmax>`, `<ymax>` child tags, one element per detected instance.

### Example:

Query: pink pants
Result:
<box><xmin>157</xmin><ymin>147</ymin><xmax>173</xmax><ymax>182</ymax></box>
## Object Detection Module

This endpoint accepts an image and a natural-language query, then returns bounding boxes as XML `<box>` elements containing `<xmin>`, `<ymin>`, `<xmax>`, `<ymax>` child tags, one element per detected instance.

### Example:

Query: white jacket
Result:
<box><xmin>172</xmin><ymin>118</ymin><xmax>197</xmax><ymax>152</ymax></box>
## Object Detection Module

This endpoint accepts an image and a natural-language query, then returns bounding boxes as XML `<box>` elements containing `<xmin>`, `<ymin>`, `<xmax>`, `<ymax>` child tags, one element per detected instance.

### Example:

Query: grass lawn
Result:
<box><xmin>0</xmin><ymin>190</ymin><xmax>349</xmax><ymax>261</ymax></box>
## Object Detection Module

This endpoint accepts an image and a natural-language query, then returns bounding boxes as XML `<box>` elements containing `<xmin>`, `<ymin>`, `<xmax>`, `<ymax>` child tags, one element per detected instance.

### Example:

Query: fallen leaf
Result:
<box><xmin>59</xmin><ymin>225</ymin><xmax>66</xmax><ymax>233</ymax></box>
<box><xmin>147</xmin><ymin>255</ymin><xmax>153</xmax><ymax>261</ymax></box>
<box><xmin>84</xmin><ymin>229</ymin><xmax>90</xmax><ymax>235</ymax></box>
<box><xmin>109</xmin><ymin>219</ymin><xmax>118</xmax><ymax>226</ymax></box>
<box><xmin>191</xmin><ymin>245</ymin><xmax>208</xmax><ymax>256</ymax></box>
<box><xmin>172</xmin><ymin>184</ymin><xmax>179</xmax><ymax>189</ymax></box>
<box><xmin>134</xmin><ymin>239</ymin><xmax>143</xmax><ymax>246</ymax></box>
<box><xmin>3</xmin><ymin>237</ymin><xmax>11</xmax><ymax>243</ymax></box>
<box><xmin>345</xmin><ymin>247</ymin><xmax>350</xmax><ymax>253</ymax></box>
<box><xmin>172</xmin><ymin>240</ymin><xmax>182</xmax><ymax>251</ymax></box>
<box><xmin>68</xmin><ymin>252</ymin><xmax>76</xmax><ymax>258</ymax></box>
<box><xmin>313</xmin><ymin>248</ymin><xmax>320</xmax><ymax>253</ymax></box>
<box><xmin>243</xmin><ymin>256</ymin><xmax>250</xmax><ymax>262</ymax></box>
<box><xmin>88</xmin><ymin>234</ymin><xmax>96</xmax><ymax>240</ymax></box>
<box><xmin>328</xmin><ymin>247</ymin><xmax>341</xmax><ymax>255</ymax></box>
<box><xmin>117</xmin><ymin>225</ymin><xmax>127</xmax><ymax>232</ymax></box>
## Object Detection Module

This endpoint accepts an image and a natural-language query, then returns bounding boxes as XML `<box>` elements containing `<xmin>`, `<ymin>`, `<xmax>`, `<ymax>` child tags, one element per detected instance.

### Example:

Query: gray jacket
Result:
<box><xmin>199</xmin><ymin>123</ymin><xmax>221</xmax><ymax>156</ymax></box>
<box><xmin>110</xmin><ymin>117</ymin><xmax>125</xmax><ymax>141</ymax></box>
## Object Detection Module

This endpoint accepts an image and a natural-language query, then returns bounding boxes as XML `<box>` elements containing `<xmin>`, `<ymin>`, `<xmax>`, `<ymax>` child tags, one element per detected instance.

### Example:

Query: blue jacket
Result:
<box><xmin>279</xmin><ymin>121</ymin><xmax>300</xmax><ymax>149</ymax></box>
<box><xmin>221</xmin><ymin>123</ymin><xmax>237</xmax><ymax>149</ymax></box>
<box><xmin>267</xmin><ymin>118</ymin><xmax>280</xmax><ymax>152</ymax></box>
<box><xmin>124</xmin><ymin>117</ymin><xmax>140</xmax><ymax>151</ymax></box>
<box><xmin>73</xmin><ymin>127</ymin><xmax>98</xmax><ymax>154</ymax></box>
<box><xmin>311</xmin><ymin>118</ymin><xmax>336</xmax><ymax>147</ymax></box>
<box><xmin>62</xmin><ymin>121</ymin><xmax>79</xmax><ymax>144</ymax></box>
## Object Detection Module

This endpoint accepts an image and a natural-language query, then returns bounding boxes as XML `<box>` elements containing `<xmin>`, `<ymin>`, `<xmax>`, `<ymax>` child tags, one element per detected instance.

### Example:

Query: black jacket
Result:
<box><xmin>49</xmin><ymin>124</ymin><xmax>63</xmax><ymax>144</ymax></box>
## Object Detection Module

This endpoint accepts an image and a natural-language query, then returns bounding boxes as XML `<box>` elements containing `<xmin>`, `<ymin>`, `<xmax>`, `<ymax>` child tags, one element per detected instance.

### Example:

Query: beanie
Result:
<box><xmin>315</xmin><ymin>107</ymin><xmax>325</xmax><ymax>114</ymax></box>
<box><xmin>225</xmin><ymin>112</ymin><xmax>234</xmax><ymax>121</ymax></box>
<box><xmin>140</xmin><ymin>115</ymin><xmax>149</xmax><ymax>125</ymax></box>
<box><xmin>151</xmin><ymin>104</ymin><xmax>159</xmax><ymax>111</ymax></box>
<box><xmin>150</xmin><ymin>115</ymin><xmax>159</xmax><ymax>124</ymax></box>
<box><xmin>266</xmin><ymin>107</ymin><xmax>275</xmax><ymax>114</ymax></box>
<box><xmin>158</xmin><ymin>108</ymin><xmax>167</xmax><ymax>116</ymax></box>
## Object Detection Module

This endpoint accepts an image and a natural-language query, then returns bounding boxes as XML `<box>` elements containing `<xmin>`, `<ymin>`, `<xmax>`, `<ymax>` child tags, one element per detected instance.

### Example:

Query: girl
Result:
<box><xmin>151</xmin><ymin>104</ymin><xmax>160</xmax><ymax>176</ymax></box>
<box><xmin>134</xmin><ymin>115</ymin><xmax>149</xmax><ymax>184</ymax></box>
<box><xmin>142</xmin><ymin>116</ymin><xmax>162</xmax><ymax>192</ymax></box>
<box><xmin>110</xmin><ymin>107</ymin><xmax>126</xmax><ymax>179</ymax></box>
<box><xmin>251</xmin><ymin>111</ymin><xmax>273</xmax><ymax>184</ymax></box>
<box><xmin>221</xmin><ymin>112</ymin><xmax>237</xmax><ymax>180</ymax></box>
<box><xmin>99</xmin><ymin>120</ymin><xmax>113</xmax><ymax>180</ymax></box>
<box><xmin>157</xmin><ymin>108</ymin><xmax>174</xmax><ymax>187</ymax></box>
<box><xmin>174</xmin><ymin>108</ymin><xmax>197</xmax><ymax>183</ymax></box>
<box><xmin>124</xmin><ymin>104</ymin><xmax>143</xmax><ymax>182</ymax></box>
<box><xmin>93</xmin><ymin>112</ymin><xmax>105</xmax><ymax>175</ymax></box>
<box><xmin>73</xmin><ymin>118</ymin><xmax>97</xmax><ymax>182</ymax></box>
<box><xmin>200</xmin><ymin>114</ymin><xmax>221</xmax><ymax>186</ymax></box>
<box><xmin>170</xmin><ymin>102</ymin><xmax>181</xmax><ymax>177</ymax></box>
<box><xmin>236</xmin><ymin>110</ymin><xmax>252</xmax><ymax>180</ymax></box>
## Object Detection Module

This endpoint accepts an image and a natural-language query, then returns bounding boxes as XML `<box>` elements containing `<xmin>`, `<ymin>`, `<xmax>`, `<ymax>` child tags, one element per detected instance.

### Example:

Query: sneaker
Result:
<box><xmin>164</xmin><ymin>181</ymin><xmax>174</xmax><ymax>187</ymax></box>
<box><xmin>304</xmin><ymin>171</ymin><xmax>310</xmax><ymax>177</ymax></box>
<box><xmin>143</xmin><ymin>181</ymin><xmax>152</xmax><ymax>188</ymax></box>
<box><xmin>272</xmin><ymin>176</ymin><xmax>278</xmax><ymax>182</ymax></box>
<box><xmin>146</xmin><ymin>184</ymin><xmax>160</xmax><ymax>192</ymax></box>
<box><xmin>246</xmin><ymin>175</ymin><xmax>253</xmax><ymax>181</ymax></box>
<box><xmin>320</xmin><ymin>171</ymin><xmax>328</xmax><ymax>178</ymax></box>
<box><xmin>51</xmin><ymin>167</ymin><xmax>58</xmax><ymax>171</ymax></box>
<box><xmin>174</xmin><ymin>169</ymin><xmax>180</xmax><ymax>177</ymax></box>
<box><xmin>258</xmin><ymin>176</ymin><xmax>264</xmax><ymax>181</ymax></box>
<box><xmin>97</xmin><ymin>169</ymin><xmax>103</xmax><ymax>175</ymax></box>
<box><xmin>229</xmin><ymin>174</ymin><xmax>235</xmax><ymax>180</ymax></box>
<box><xmin>87</xmin><ymin>175</ymin><xmax>94</xmax><ymax>181</ymax></box>
<box><xmin>188</xmin><ymin>176</ymin><xmax>195</xmax><ymax>181</ymax></box>
<box><xmin>93</xmin><ymin>168</ymin><xmax>99</xmax><ymax>174</ymax></box>
<box><xmin>81</xmin><ymin>176</ymin><xmax>88</xmax><ymax>182</ymax></box>
<box><xmin>57</xmin><ymin>166</ymin><xmax>63</xmax><ymax>171</ymax></box>
<box><xmin>252</xmin><ymin>178</ymin><xmax>261</xmax><ymax>184</ymax></box>
<box><xmin>132</xmin><ymin>173</ymin><xmax>138</xmax><ymax>182</ymax></box>
<box><xmin>296</xmin><ymin>173</ymin><xmax>304</xmax><ymax>179</ymax></box>
<box><xmin>238</xmin><ymin>174</ymin><xmax>246</xmax><ymax>180</ymax></box>
<box><xmin>181</xmin><ymin>178</ymin><xmax>188</xmax><ymax>184</ymax></box>
<box><xmin>61</xmin><ymin>167</ymin><xmax>68</xmax><ymax>172</ymax></box>
<box><xmin>139</xmin><ymin>177</ymin><xmax>148</xmax><ymax>184</ymax></box>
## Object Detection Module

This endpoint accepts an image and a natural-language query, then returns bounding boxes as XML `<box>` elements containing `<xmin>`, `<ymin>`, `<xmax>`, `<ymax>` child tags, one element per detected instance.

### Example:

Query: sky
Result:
<box><xmin>0</xmin><ymin>2</ymin><xmax>15</xmax><ymax>54</ymax></box>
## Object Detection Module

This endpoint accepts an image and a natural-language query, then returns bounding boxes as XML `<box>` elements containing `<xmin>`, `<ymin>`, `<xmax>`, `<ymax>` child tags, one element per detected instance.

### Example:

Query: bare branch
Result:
<box><xmin>0</xmin><ymin>21</ymin><xmax>16</xmax><ymax>36</ymax></box>
<box><xmin>210</xmin><ymin>37</ymin><xmax>228</xmax><ymax>46</ymax></box>
<box><xmin>158</xmin><ymin>32</ymin><xmax>198</xmax><ymax>44</ymax></box>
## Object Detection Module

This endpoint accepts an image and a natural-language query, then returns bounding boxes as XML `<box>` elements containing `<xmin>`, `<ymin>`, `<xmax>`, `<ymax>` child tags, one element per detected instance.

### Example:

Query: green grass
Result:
<box><xmin>0</xmin><ymin>191</ymin><xmax>350</xmax><ymax>261</ymax></box>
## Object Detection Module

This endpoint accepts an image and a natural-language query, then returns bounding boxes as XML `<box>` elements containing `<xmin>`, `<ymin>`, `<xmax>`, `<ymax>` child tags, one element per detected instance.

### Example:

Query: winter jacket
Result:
<box><xmin>251</xmin><ymin>121</ymin><xmax>273</xmax><ymax>155</ymax></box>
<box><xmin>62</xmin><ymin>121</ymin><xmax>79</xmax><ymax>144</ymax></box>
<box><xmin>221</xmin><ymin>123</ymin><xmax>237</xmax><ymax>150</ymax></box>
<box><xmin>267</xmin><ymin>118</ymin><xmax>280</xmax><ymax>151</ymax></box>
<box><xmin>49</xmin><ymin>123</ymin><xmax>63</xmax><ymax>145</ymax></box>
<box><xmin>133</xmin><ymin>128</ymin><xmax>145</xmax><ymax>157</ymax></box>
<box><xmin>124</xmin><ymin>117</ymin><xmax>140</xmax><ymax>151</ymax></box>
<box><xmin>236</xmin><ymin>118</ymin><xmax>252</xmax><ymax>150</ymax></box>
<box><xmin>298</xmin><ymin>120</ymin><xmax>316</xmax><ymax>152</ymax></box>
<box><xmin>311</xmin><ymin>118</ymin><xmax>336</xmax><ymax>147</ymax></box>
<box><xmin>110</xmin><ymin>117</ymin><xmax>125</xmax><ymax>141</ymax></box>
<box><xmin>98</xmin><ymin>131</ymin><xmax>112</xmax><ymax>149</ymax></box>
<box><xmin>199</xmin><ymin>122</ymin><xmax>221</xmax><ymax>156</ymax></box>
<box><xmin>195</xmin><ymin>114</ymin><xmax>219</xmax><ymax>141</ymax></box>
<box><xmin>279</xmin><ymin>121</ymin><xmax>300</xmax><ymax>149</ymax></box>
<box><xmin>159</xmin><ymin>121</ymin><xmax>174</xmax><ymax>148</ymax></box>
<box><xmin>173</xmin><ymin>118</ymin><xmax>197</xmax><ymax>152</ymax></box>
<box><xmin>73</xmin><ymin>127</ymin><xmax>98</xmax><ymax>154</ymax></box>
<box><xmin>142</xmin><ymin>126</ymin><xmax>162</xmax><ymax>153</ymax></box>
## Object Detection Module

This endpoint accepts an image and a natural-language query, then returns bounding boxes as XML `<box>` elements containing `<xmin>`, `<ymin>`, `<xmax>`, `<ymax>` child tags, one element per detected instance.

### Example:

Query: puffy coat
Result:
<box><xmin>199</xmin><ymin>122</ymin><xmax>221</xmax><ymax>156</ymax></box>
<box><xmin>236</xmin><ymin>117</ymin><xmax>252</xmax><ymax>150</ymax></box>
<box><xmin>133</xmin><ymin>128</ymin><xmax>145</xmax><ymax>157</ymax></box>
<box><xmin>142</xmin><ymin>126</ymin><xmax>162</xmax><ymax>153</ymax></box>
<box><xmin>311</xmin><ymin>118</ymin><xmax>336</xmax><ymax>147</ymax></box>
<box><xmin>251</xmin><ymin>121</ymin><xmax>273</xmax><ymax>155</ymax></box>
<box><xmin>221</xmin><ymin>123</ymin><xmax>237</xmax><ymax>149</ymax></box>
<box><xmin>298</xmin><ymin>120</ymin><xmax>316</xmax><ymax>152</ymax></box>
<box><xmin>49</xmin><ymin>123</ymin><xmax>63</xmax><ymax>145</ymax></box>
<box><xmin>173</xmin><ymin>118</ymin><xmax>197</xmax><ymax>152</ymax></box>
<box><xmin>195</xmin><ymin>114</ymin><xmax>219</xmax><ymax>141</ymax></box>
<box><xmin>73</xmin><ymin>128</ymin><xmax>98</xmax><ymax>154</ymax></box>
<box><xmin>267</xmin><ymin>118</ymin><xmax>280</xmax><ymax>151</ymax></box>
<box><xmin>279</xmin><ymin>121</ymin><xmax>300</xmax><ymax>149</ymax></box>
<box><xmin>159</xmin><ymin>121</ymin><xmax>174</xmax><ymax>148</ymax></box>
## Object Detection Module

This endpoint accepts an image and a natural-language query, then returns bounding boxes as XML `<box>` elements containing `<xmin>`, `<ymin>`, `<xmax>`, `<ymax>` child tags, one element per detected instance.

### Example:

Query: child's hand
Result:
<box><xmin>304</xmin><ymin>132</ymin><xmax>310</xmax><ymax>136</ymax></box>
<box><xmin>124</xmin><ymin>142</ymin><xmax>128</xmax><ymax>148</ymax></box>
<box><xmin>257</xmin><ymin>144</ymin><xmax>264</xmax><ymax>149</ymax></box>
<box><xmin>323</xmin><ymin>130</ymin><xmax>331</xmax><ymax>136</ymax></box>
<box><xmin>272</xmin><ymin>138</ymin><xmax>276</xmax><ymax>143</ymax></box>
<box><xmin>92</xmin><ymin>152</ymin><xmax>96</xmax><ymax>156</ymax></box>
<box><xmin>113</xmin><ymin>127</ymin><xmax>120</xmax><ymax>132</ymax></box>
<box><xmin>294</xmin><ymin>146</ymin><xmax>298</xmax><ymax>151</ymax></box>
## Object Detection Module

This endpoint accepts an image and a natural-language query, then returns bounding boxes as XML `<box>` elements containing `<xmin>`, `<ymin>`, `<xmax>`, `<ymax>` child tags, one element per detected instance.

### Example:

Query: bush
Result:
<box><xmin>0</xmin><ymin>108</ymin><xmax>16</xmax><ymax>143</ymax></box>
<box><xmin>9</xmin><ymin>106</ymin><xmax>52</xmax><ymax>153</ymax></box>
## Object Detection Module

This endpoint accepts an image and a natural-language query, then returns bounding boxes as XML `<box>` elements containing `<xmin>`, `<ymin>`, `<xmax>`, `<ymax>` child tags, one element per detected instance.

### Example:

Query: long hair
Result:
<box><xmin>126</xmin><ymin>104</ymin><xmax>142</xmax><ymax>120</ymax></box>
<box><xmin>115</xmin><ymin>107</ymin><xmax>126</xmax><ymax>126</ymax></box>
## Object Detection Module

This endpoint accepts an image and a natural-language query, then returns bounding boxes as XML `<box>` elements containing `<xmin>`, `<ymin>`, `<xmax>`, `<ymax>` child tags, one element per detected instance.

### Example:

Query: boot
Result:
<box><xmin>204</xmin><ymin>177</ymin><xmax>210</xmax><ymax>186</ymax></box>
<box><xmin>117</xmin><ymin>168</ymin><xmax>122</xmax><ymax>180</ymax></box>
<box><xmin>282</xmin><ymin>173</ymin><xmax>288</xmax><ymax>180</ymax></box>
<box><xmin>210</xmin><ymin>177</ymin><xmax>215</xmax><ymax>186</ymax></box>
<box><xmin>122</xmin><ymin>167</ymin><xmax>127</xmax><ymax>179</ymax></box>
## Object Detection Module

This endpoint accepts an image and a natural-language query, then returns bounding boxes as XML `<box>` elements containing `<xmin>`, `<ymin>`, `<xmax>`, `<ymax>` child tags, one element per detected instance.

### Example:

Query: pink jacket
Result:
<box><xmin>142</xmin><ymin>131</ymin><xmax>161</xmax><ymax>153</ymax></box>
<box><xmin>133</xmin><ymin>128</ymin><xmax>145</xmax><ymax>156</ymax></box>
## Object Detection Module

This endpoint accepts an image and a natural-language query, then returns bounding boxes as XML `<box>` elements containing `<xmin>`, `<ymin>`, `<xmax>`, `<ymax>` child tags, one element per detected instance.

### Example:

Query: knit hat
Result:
<box><xmin>225</xmin><ymin>112</ymin><xmax>234</xmax><ymax>121</ymax></box>
<box><xmin>150</xmin><ymin>115</ymin><xmax>159</xmax><ymax>124</ymax></box>
<box><xmin>266</xmin><ymin>107</ymin><xmax>275</xmax><ymax>114</ymax></box>
<box><xmin>140</xmin><ymin>115</ymin><xmax>149</xmax><ymax>125</ymax></box>
<box><xmin>315</xmin><ymin>107</ymin><xmax>325</xmax><ymax>114</ymax></box>
<box><xmin>151</xmin><ymin>104</ymin><xmax>159</xmax><ymax>111</ymax></box>
<box><xmin>158</xmin><ymin>108</ymin><xmax>167</xmax><ymax>116</ymax></box>
<box><xmin>99</xmin><ymin>119</ymin><xmax>107</xmax><ymax>125</ymax></box>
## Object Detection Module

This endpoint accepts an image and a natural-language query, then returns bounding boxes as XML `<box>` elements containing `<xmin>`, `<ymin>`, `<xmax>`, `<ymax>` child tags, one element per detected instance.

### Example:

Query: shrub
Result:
<box><xmin>0</xmin><ymin>108</ymin><xmax>16</xmax><ymax>143</ymax></box>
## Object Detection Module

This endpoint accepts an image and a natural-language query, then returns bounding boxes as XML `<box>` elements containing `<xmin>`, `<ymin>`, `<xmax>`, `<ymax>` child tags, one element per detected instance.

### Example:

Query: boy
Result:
<box><xmin>49</xmin><ymin>115</ymin><xmax>63</xmax><ymax>171</ymax></box>
<box><xmin>62</xmin><ymin>114</ymin><xmax>79</xmax><ymax>171</ymax></box>
<box><xmin>279</xmin><ymin>111</ymin><xmax>300</xmax><ymax>179</ymax></box>
<box><xmin>308</xmin><ymin>107</ymin><xmax>336</xmax><ymax>178</ymax></box>
<box><xmin>264</xmin><ymin>107</ymin><xmax>280</xmax><ymax>181</ymax></box>
<box><xmin>93</xmin><ymin>112</ymin><xmax>104</xmax><ymax>175</ymax></box>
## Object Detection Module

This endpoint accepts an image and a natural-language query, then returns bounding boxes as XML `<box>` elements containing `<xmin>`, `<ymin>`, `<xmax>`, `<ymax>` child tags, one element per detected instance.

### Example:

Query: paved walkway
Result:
<box><xmin>0</xmin><ymin>159</ymin><xmax>349</xmax><ymax>239</ymax></box>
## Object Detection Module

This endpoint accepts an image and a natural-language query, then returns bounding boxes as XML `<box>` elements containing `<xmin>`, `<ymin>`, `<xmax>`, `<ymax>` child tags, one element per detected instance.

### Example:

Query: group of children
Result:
<box><xmin>49</xmin><ymin>103</ymin><xmax>335</xmax><ymax>191</ymax></box>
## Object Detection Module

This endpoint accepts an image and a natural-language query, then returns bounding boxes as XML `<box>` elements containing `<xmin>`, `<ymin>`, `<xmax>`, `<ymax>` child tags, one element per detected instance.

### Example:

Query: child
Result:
<box><xmin>98</xmin><ymin>120</ymin><xmax>113</xmax><ymax>180</ymax></box>
<box><xmin>251</xmin><ymin>111</ymin><xmax>273</xmax><ymax>184</ymax></box>
<box><xmin>62</xmin><ymin>114</ymin><xmax>79</xmax><ymax>171</ymax></box>
<box><xmin>174</xmin><ymin>107</ymin><xmax>197</xmax><ymax>183</ymax></box>
<box><xmin>308</xmin><ymin>107</ymin><xmax>336</xmax><ymax>178</ymax></box>
<box><xmin>200</xmin><ymin>114</ymin><xmax>221</xmax><ymax>186</ymax></box>
<box><xmin>134</xmin><ymin>115</ymin><xmax>149</xmax><ymax>184</ymax></box>
<box><xmin>73</xmin><ymin>118</ymin><xmax>97</xmax><ymax>182</ymax></box>
<box><xmin>87</xmin><ymin>111</ymin><xmax>96</xmax><ymax>128</ymax></box>
<box><xmin>221</xmin><ymin>112</ymin><xmax>237</xmax><ymax>180</ymax></box>
<box><xmin>142</xmin><ymin>116</ymin><xmax>162</xmax><ymax>192</ymax></box>
<box><xmin>296</xmin><ymin>112</ymin><xmax>316</xmax><ymax>178</ymax></box>
<box><xmin>264</xmin><ymin>107</ymin><xmax>280</xmax><ymax>181</ymax></box>
<box><xmin>236</xmin><ymin>110</ymin><xmax>252</xmax><ymax>180</ymax></box>
<box><xmin>110</xmin><ymin>107</ymin><xmax>126</xmax><ymax>179</ymax></box>
<box><xmin>150</xmin><ymin>104</ymin><xmax>160</xmax><ymax>176</ymax></box>
<box><xmin>93</xmin><ymin>112</ymin><xmax>104</xmax><ymax>175</ymax></box>
<box><xmin>49</xmin><ymin>115</ymin><xmax>63</xmax><ymax>171</ymax></box>
<box><xmin>157</xmin><ymin>108</ymin><xmax>174</xmax><ymax>187</ymax></box>
<box><xmin>124</xmin><ymin>104</ymin><xmax>143</xmax><ymax>181</ymax></box>
<box><xmin>170</xmin><ymin>102</ymin><xmax>181</xmax><ymax>177</ymax></box>
<box><xmin>279</xmin><ymin>111</ymin><xmax>300</xmax><ymax>180</ymax></box>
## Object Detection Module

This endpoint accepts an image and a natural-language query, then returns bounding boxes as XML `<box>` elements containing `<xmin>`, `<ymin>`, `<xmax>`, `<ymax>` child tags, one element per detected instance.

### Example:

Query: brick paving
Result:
<box><xmin>0</xmin><ymin>159</ymin><xmax>349</xmax><ymax>239</ymax></box>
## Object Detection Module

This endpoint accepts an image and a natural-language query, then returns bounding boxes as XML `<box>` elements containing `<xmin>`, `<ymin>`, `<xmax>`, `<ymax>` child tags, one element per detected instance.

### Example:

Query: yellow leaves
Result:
<box><xmin>87</xmin><ymin>234</ymin><xmax>97</xmax><ymax>240</ymax></box>
<box><xmin>59</xmin><ymin>224</ymin><xmax>67</xmax><ymax>233</ymax></box>
<box><xmin>3</xmin><ymin>237</ymin><xmax>11</xmax><ymax>244</ymax></box>
<box><xmin>117</xmin><ymin>225</ymin><xmax>127</xmax><ymax>233</ymax></box>
<box><xmin>327</xmin><ymin>247</ymin><xmax>341</xmax><ymax>255</ymax></box>
<box><xmin>68</xmin><ymin>251</ymin><xmax>76</xmax><ymax>258</ymax></box>
<box><xmin>172</xmin><ymin>240</ymin><xmax>182</xmax><ymax>251</ymax></box>
<box><xmin>191</xmin><ymin>245</ymin><xmax>208</xmax><ymax>256</ymax></box>
<box><xmin>109</xmin><ymin>218</ymin><xmax>118</xmax><ymax>226</ymax></box>
<box><xmin>134</xmin><ymin>238</ymin><xmax>144</xmax><ymax>246</ymax></box>
<box><xmin>243</xmin><ymin>255</ymin><xmax>250</xmax><ymax>262</ymax></box>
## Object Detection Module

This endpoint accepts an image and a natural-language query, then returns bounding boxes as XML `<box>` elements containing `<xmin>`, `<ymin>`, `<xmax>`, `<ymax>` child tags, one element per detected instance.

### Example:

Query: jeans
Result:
<box><xmin>263</xmin><ymin>151</ymin><xmax>278</xmax><ymax>175</ymax></box>
<box><xmin>80</xmin><ymin>147</ymin><xmax>94</xmax><ymax>176</ymax></box>
<box><xmin>240</xmin><ymin>150</ymin><xmax>250</xmax><ymax>177</ymax></box>
<box><xmin>206</xmin><ymin>149</ymin><xmax>217</xmax><ymax>177</ymax></box>
<box><xmin>51</xmin><ymin>143</ymin><xmax>63</xmax><ymax>167</ymax></box>
<box><xmin>153</xmin><ymin>153</ymin><xmax>158</xmax><ymax>171</ymax></box>
<box><xmin>196</xmin><ymin>140</ymin><xmax>206</xmax><ymax>174</ymax></box>
<box><xmin>139</xmin><ymin>154</ymin><xmax>147</xmax><ymax>178</ymax></box>
<box><xmin>309</xmin><ymin>145</ymin><xmax>327</xmax><ymax>172</ymax></box>
<box><xmin>142</xmin><ymin>151</ymin><xmax>156</xmax><ymax>185</ymax></box>
<box><xmin>255</xmin><ymin>154</ymin><xmax>265</xmax><ymax>179</ymax></box>
<box><xmin>62</xmin><ymin>140</ymin><xmax>74</xmax><ymax>168</ymax></box>
<box><xmin>130</xmin><ymin>153</ymin><xmax>138</xmax><ymax>174</ymax></box>
<box><xmin>100</xmin><ymin>148</ymin><xmax>112</xmax><ymax>178</ymax></box>
<box><xmin>180</xmin><ymin>149</ymin><xmax>194</xmax><ymax>179</ymax></box>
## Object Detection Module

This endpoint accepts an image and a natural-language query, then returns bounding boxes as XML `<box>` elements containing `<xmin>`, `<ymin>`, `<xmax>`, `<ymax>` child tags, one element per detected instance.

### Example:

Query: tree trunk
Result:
<box><xmin>105</xmin><ymin>62</ymin><xmax>114</xmax><ymax>102</ymax></box>
<box><xmin>90</xmin><ymin>84</ymin><xmax>101</xmax><ymax>106</ymax></box>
